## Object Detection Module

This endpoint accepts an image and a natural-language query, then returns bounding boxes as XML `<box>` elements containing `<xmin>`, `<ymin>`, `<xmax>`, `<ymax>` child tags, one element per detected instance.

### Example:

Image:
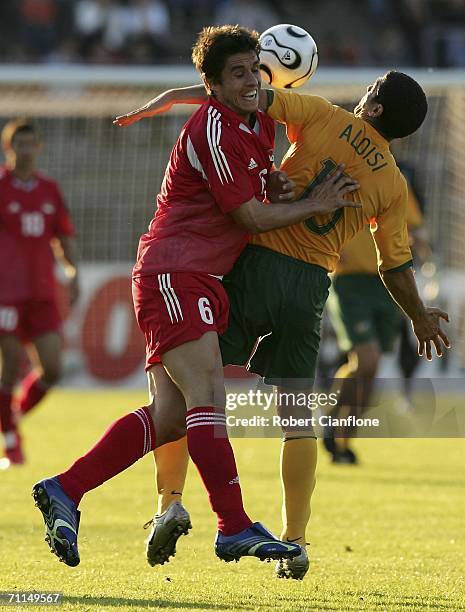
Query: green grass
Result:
<box><xmin>1</xmin><ymin>390</ymin><xmax>464</xmax><ymax>611</ymax></box>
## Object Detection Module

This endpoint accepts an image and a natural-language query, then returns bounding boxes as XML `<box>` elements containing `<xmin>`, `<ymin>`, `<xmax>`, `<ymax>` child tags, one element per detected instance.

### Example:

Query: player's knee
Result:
<box><xmin>154</xmin><ymin>420</ymin><xmax>186</xmax><ymax>447</ymax></box>
<box><xmin>41</xmin><ymin>364</ymin><xmax>61</xmax><ymax>386</ymax></box>
<box><xmin>164</xmin><ymin>422</ymin><xmax>187</xmax><ymax>445</ymax></box>
<box><xmin>184</xmin><ymin>368</ymin><xmax>224</xmax><ymax>407</ymax></box>
<box><xmin>353</xmin><ymin>345</ymin><xmax>380</xmax><ymax>379</ymax></box>
<box><xmin>356</xmin><ymin>363</ymin><xmax>377</xmax><ymax>379</ymax></box>
<box><xmin>0</xmin><ymin>361</ymin><xmax>21</xmax><ymax>387</ymax></box>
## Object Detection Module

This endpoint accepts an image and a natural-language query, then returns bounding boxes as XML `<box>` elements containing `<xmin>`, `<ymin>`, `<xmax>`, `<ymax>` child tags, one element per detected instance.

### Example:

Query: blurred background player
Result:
<box><xmin>325</xmin><ymin>168</ymin><xmax>428</xmax><ymax>464</ymax></box>
<box><xmin>114</xmin><ymin>70</ymin><xmax>450</xmax><ymax>579</ymax></box>
<box><xmin>0</xmin><ymin>119</ymin><xmax>79</xmax><ymax>469</ymax></box>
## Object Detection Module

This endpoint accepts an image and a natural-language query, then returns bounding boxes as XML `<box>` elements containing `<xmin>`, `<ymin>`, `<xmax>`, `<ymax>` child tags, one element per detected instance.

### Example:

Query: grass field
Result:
<box><xmin>1</xmin><ymin>390</ymin><xmax>464</xmax><ymax>611</ymax></box>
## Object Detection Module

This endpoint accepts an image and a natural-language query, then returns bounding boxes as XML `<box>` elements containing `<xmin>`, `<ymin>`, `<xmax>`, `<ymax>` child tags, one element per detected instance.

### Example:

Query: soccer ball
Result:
<box><xmin>259</xmin><ymin>24</ymin><xmax>318</xmax><ymax>89</ymax></box>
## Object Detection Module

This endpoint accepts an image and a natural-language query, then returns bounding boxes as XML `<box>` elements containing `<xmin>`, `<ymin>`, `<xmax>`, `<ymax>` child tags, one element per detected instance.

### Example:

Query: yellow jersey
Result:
<box><xmin>250</xmin><ymin>90</ymin><xmax>412</xmax><ymax>273</ymax></box>
<box><xmin>336</xmin><ymin>184</ymin><xmax>424</xmax><ymax>275</ymax></box>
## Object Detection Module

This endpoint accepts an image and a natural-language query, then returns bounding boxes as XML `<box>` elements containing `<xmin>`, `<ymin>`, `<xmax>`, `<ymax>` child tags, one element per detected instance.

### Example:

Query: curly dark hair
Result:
<box><xmin>192</xmin><ymin>25</ymin><xmax>260</xmax><ymax>85</ymax></box>
<box><xmin>373</xmin><ymin>71</ymin><xmax>428</xmax><ymax>139</ymax></box>
<box><xmin>1</xmin><ymin>118</ymin><xmax>40</xmax><ymax>150</ymax></box>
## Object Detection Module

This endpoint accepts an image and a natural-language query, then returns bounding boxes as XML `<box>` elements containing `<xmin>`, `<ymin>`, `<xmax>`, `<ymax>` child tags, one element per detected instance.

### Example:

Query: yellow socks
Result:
<box><xmin>280</xmin><ymin>437</ymin><xmax>317</xmax><ymax>545</ymax></box>
<box><xmin>153</xmin><ymin>436</ymin><xmax>189</xmax><ymax>514</ymax></box>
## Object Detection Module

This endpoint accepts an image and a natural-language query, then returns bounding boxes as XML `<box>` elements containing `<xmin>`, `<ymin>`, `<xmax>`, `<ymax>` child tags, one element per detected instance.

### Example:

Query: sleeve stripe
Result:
<box><xmin>186</xmin><ymin>135</ymin><xmax>207</xmax><ymax>179</ymax></box>
<box><xmin>215</xmin><ymin>120</ymin><xmax>234</xmax><ymax>182</ymax></box>
<box><xmin>207</xmin><ymin>107</ymin><xmax>234</xmax><ymax>185</ymax></box>
<box><xmin>207</xmin><ymin>108</ymin><xmax>225</xmax><ymax>184</ymax></box>
<box><xmin>382</xmin><ymin>259</ymin><xmax>414</xmax><ymax>273</ymax></box>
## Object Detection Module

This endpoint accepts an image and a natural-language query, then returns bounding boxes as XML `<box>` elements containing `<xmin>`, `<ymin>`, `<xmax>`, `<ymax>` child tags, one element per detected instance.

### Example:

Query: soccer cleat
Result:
<box><xmin>276</xmin><ymin>545</ymin><xmax>310</xmax><ymax>580</ymax></box>
<box><xmin>32</xmin><ymin>476</ymin><xmax>81</xmax><ymax>567</ymax></box>
<box><xmin>145</xmin><ymin>501</ymin><xmax>192</xmax><ymax>566</ymax></box>
<box><xmin>215</xmin><ymin>522</ymin><xmax>301</xmax><ymax>563</ymax></box>
<box><xmin>332</xmin><ymin>448</ymin><xmax>358</xmax><ymax>464</ymax></box>
<box><xmin>3</xmin><ymin>431</ymin><xmax>25</xmax><ymax>466</ymax></box>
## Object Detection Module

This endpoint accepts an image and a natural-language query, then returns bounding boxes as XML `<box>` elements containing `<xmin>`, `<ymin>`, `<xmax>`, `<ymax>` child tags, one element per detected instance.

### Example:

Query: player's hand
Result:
<box><xmin>113</xmin><ymin>108</ymin><xmax>150</xmax><ymax>127</ymax></box>
<box><xmin>411</xmin><ymin>307</ymin><xmax>450</xmax><ymax>360</ymax></box>
<box><xmin>113</xmin><ymin>96</ymin><xmax>174</xmax><ymax>127</ymax></box>
<box><xmin>266</xmin><ymin>171</ymin><xmax>296</xmax><ymax>203</ymax></box>
<box><xmin>113</xmin><ymin>113</ymin><xmax>139</xmax><ymax>127</ymax></box>
<box><xmin>308</xmin><ymin>164</ymin><xmax>361</xmax><ymax>214</ymax></box>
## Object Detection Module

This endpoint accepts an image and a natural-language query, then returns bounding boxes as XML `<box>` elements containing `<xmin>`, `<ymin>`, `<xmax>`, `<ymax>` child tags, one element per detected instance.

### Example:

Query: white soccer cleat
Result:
<box><xmin>275</xmin><ymin>545</ymin><xmax>310</xmax><ymax>580</ymax></box>
<box><xmin>145</xmin><ymin>501</ymin><xmax>192</xmax><ymax>566</ymax></box>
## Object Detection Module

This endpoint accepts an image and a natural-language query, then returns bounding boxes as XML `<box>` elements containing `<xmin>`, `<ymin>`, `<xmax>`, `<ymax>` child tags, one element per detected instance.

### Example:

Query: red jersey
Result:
<box><xmin>0</xmin><ymin>167</ymin><xmax>75</xmax><ymax>302</ymax></box>
<box><xmin>133</xmin><ymin>97</ymin><xmax>275</xmax><ymax>277</ymax></box>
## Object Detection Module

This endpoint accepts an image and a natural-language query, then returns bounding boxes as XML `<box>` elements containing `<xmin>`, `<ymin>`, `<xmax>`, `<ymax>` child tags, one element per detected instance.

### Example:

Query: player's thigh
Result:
<box><xmin>332</xmin><ymin>275</ymin><xmax>378</xmax><ymax>350</ymax></box>
<box><xmin>0</xmin><ymin>333</ymin><xmax>23</xmax><ymax>385</ymax></box>
<box><xmin>0</xmin><ymin>304</ymin><xmax>24</xmax><ymax>383</ymax></box>
<box><xmin>29</xmin><ymin>331</ymin><xmax>63</xmax><ymax>382</ymax></box>
<box><xmin>147</xmin><ymin>364</ymin><xmax>187</xmax><ymax>446</ymax></box>
<box><xmin>251</xmin><ymin>322</ymin><xmax>321</xmax><ymax>389</ymax></box>
<box><xmin>249</xmin><ymin>260</ymin><xmax>330</xmax><ymax>387</ymax></box>
<box><xmin>373</xmin><ymin>288</ymin><xmax>402</xmax><ymax>353</ymax></box>
<box><xmin>162</xmin><ymin>331</ymin><xmax>225</xmax><ymax>409</ymax></box>
<box><xmin>352</xmin><ymin>341</ymin><xmax>382</xmax><ymax>378</ymax></box>
<box><xmin>133</xmin><ymin>272</ymin><xmax>228</xmax><ymax>382</ymax></box>
<box><xmin>220</xmin><ymin>246</ymin><xmax>278</xmax><ymax>367</ymax></box>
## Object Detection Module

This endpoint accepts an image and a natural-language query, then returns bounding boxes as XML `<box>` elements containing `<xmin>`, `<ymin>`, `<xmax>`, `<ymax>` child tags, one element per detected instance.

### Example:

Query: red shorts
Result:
<box><xmin>132</xmin><ymin>272</ymin><xmax>229</xmax><ymax>370</ymax></box>
<box><xmin>0</xmin><ymin>300</ymin><xmax>62</xmax><ymax>342</ymax></box>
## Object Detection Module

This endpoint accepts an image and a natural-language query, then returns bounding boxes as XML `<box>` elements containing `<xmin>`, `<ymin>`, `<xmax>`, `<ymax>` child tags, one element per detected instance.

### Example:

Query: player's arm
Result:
<box><xmin>373</xmin><ymin>183</ymin><xmax>449</xmax><ymax>360</ymax></box>
<box><xmin>114</xmin><ymin>85</ymin><xmax>271</xmax><ymax>127</ymax></box>
<box><xmin>380</xmin><ymin>267</ymin><xmax>449</xmax><ymax>360</ymax></box>
<box><xmin>114</xmin><ymin>85</ymin><xmax>207</xmax><ymax>126</ymax></box>
<box><xmin>51</xmin><ymin>235</ymin><xmax>79</xmax><ymax>306</ymax></box>
<box><xmin>231</xmin><ymin>165</ymin><xmax>360</xmax><ymax>233</ymax></box>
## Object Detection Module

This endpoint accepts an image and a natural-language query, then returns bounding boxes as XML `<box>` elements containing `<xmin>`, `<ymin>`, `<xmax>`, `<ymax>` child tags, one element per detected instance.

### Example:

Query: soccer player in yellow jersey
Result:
<box><xmin>326</xmin><ymin>180</ymin><xmax>426</xmax><ymax>464</ymax></box>
<box><xmin>115</xmin><ymin>69</ymin><xmax>450</xmax><ymax>579</ymax></box>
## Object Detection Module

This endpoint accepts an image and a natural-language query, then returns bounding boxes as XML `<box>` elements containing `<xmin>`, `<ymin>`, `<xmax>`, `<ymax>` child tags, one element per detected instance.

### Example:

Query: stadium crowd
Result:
<box><xmin>0</xmin><ymin>0</ymin><xmax>464</xmax><ymax>67</ymax></box>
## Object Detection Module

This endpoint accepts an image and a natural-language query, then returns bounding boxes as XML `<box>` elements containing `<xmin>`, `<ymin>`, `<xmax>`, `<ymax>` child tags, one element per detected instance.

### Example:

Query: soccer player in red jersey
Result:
<box><xmin>0</xmin><ymin>119</ymin><xmax>79</xmax><ymax>468</ymax></box>
<box><xmin>32</xmin><ymin>25</ymin><xmax>360</xmax><ymax>568</ymax></box>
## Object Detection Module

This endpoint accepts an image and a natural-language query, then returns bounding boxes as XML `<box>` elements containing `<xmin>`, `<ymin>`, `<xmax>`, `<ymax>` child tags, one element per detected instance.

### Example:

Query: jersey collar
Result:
<box><xmin>4</xmin><ymin>167</ymin><xmax>39</xmax><ymax>191</ymax></box>
<box><xmin>208</xmin><ymin>96</ymin><xmax>260</xmax><ymax>132</ymax></box>
<box><xmin>362</xmin><ymin>118</ymin><xmax>390</xmax><ymax>147</ymax></box>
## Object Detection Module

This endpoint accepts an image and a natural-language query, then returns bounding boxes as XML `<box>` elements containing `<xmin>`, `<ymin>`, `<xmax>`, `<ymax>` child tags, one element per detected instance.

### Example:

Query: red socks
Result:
<box><xmin>58</xmin><ymin>403</ymin><xmax>252</xmax><ymax>537</ymax></box>
<box><xmin>0</xmin><ymin>386</ymin><xmax>14</xmax><ymax>433</ymax></box>
<box><xmin>17</xmin><ymin>372</ymin><xmax>49</xmax><ymax>416</ymax></box>
<box><xmin>59</xmin><ymin>407</ymin><xmax>155</xmax><ymax>506</ymax></box>
<box><xmin>186</xmin><ymin>406</ymin><xmax>252</xmax><ymax>535</ymax></box>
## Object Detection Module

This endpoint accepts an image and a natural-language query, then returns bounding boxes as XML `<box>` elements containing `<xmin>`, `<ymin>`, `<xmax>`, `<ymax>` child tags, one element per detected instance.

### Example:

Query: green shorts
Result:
<box><xmin>220</xmin><ymin>245</ymin><xmax>331</xmax><ymax>387</ymax></box>
<box><xmin>328</xmin><ymin>274</ymin><xmax>401</xmax><ymax>353</ymax></box>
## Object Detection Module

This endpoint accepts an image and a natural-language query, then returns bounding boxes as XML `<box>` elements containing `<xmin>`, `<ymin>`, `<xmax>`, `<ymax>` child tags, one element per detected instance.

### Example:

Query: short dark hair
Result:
<box><xmin>192</xmin><ymin>25</ymin><xmax>260</xmax><ymax>84</ymax></box>
<box><xmin>374</xmin><ymin>71</ymin><xmax>428</xmax><ymax>139</ymax></box>
<box><xmin>1</xmin><ymin>118</ymin><xmax>40</xmax><ymax>150</ymax></box>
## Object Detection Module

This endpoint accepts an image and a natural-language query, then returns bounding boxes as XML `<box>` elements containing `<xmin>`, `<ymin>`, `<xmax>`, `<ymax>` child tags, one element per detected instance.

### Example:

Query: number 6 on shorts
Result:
<box><xmin>198</xmin><ymin>297</ymin><xmax>214</xmax><ymax>324</ymax></box>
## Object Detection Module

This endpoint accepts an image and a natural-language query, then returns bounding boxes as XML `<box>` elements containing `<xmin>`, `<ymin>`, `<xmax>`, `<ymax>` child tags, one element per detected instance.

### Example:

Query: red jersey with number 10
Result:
<box><xmin>0</xmin><ymin>167</ymin><xmax>75</xmax><ymax>302</ymax></box>
<box><xmin>133</xmin><ymin>97</ymin><xmax>275</xmax><ymax>278</ymax></box>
